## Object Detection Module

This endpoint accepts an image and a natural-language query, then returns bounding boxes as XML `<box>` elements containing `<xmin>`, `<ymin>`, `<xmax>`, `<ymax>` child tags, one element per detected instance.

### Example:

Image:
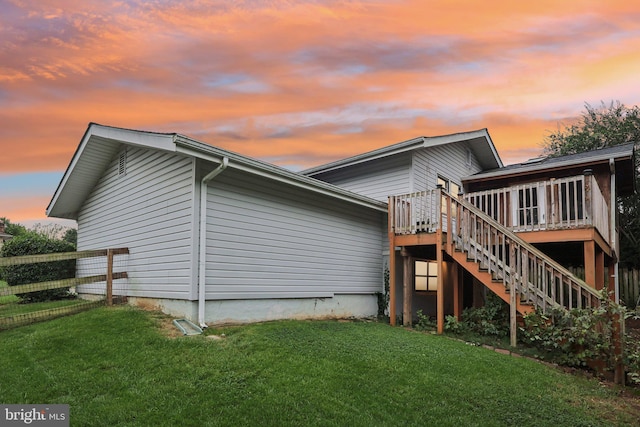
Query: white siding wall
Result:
<box><xmin>77</xmin><ymin>147</ymin><xmax>195</xmax><ymax>299</ymax></box>
<box><xmin>204</xmin><ymin>169</ymin><xmax>385</xmax><ymax>300</ymax></box>
<box><xmin>310</xmin><ymin>153</ymin><xmax>412</xmax><ymax>202</ymax></box>
<box><xmin>413</xmin><ymin>143</ymin><xmax>482</xmax><ymax>192</ymax></box>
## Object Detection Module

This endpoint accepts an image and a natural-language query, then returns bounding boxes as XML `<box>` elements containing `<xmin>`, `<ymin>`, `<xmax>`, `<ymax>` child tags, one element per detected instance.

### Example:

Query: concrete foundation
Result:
<box><xmin>126</xmin><ymin>294</ymin><xmax>378</xmax><ymax>325</ymax></box>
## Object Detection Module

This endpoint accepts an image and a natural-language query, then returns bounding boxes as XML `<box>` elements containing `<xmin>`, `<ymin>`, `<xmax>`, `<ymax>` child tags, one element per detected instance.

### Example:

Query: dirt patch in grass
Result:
<box><xmin>148</xmin><ymin>311</ymin><xmax>184</xmax><ymax>338</ymax></box>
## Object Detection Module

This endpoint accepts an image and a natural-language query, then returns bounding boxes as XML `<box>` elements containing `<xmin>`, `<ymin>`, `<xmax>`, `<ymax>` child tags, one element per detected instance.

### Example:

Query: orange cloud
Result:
<box><xmin>2</xmin><ymin>0</ymin><xmax>640</xmax><ymax>223</ymax></box>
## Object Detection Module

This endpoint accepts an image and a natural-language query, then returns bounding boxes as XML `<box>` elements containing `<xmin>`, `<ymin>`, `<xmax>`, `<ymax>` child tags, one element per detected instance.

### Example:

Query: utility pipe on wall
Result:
<box><xmin>610</xmin><ymin>158</ymin><xmax>619</xmax><ymax>303</ymax></box>
<box><xmin>198</xmin><ymin>157</ymin><xmax>229</xmax><ymax>327</ymax></box>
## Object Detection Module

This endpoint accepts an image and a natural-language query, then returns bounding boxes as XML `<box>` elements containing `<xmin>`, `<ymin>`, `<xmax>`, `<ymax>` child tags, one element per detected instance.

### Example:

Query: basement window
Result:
<box><xmin>118</xmin><ymin>149</ymin><xmax>127</xmax><ymax>177</ymax></box>
<box><xmin>415</xmin><ymin>260</ymin><xmax>438</xmax><ymax>292</ymax></box>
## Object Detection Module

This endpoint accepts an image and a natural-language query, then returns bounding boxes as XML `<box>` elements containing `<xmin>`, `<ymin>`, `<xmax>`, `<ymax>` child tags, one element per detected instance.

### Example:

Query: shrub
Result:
<box><xmin>520</xmin><ymin>292</ymin><xmax>619</xmax><ymax>369</ymax></box>
<box><xmin>460</xmin><ymin>293</ymin><xmax>509</xmax><ymax>337</ymax></box>
<box><xmin>625</xmin><ymin>310</ymin><xmax>640</xmax><ymax>385</ymax></box>
<box><xmin>0</xmin><ymin>232</ymin><xmax>76</xmax><ymax>303</ymax></box>
<box><xmin>376</xmin><ymin>265</ymin><xmax>390</xmax><ymax>321</ymax></box>
<box><xmin>414</xmin><ymin>309</ymin><xmax>436</xmax><ymax>331</ymax></box>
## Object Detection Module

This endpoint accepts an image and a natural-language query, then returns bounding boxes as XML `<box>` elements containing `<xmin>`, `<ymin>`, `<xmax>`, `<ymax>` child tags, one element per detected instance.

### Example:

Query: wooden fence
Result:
<box><xmin>568</xmin><ymin>266</ymin><xmax>639</xmax><ymax>309</ymax></box>
<box><xmin>0</xmin><ymin>248</ymin><xmax>129</xmax><ymax>329</ymax></box>
<box><xmin>619</xmin><ymin>267</ymin><xmax>640</xmax><ymax>309</ymax></box>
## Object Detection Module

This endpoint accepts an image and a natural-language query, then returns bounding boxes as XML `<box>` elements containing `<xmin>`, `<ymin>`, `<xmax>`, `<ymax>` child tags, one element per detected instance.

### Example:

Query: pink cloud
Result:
<box><xmin>1</xmin><ymin>0</ymin><xmax>640</xmax><ymax>222</ymax></box>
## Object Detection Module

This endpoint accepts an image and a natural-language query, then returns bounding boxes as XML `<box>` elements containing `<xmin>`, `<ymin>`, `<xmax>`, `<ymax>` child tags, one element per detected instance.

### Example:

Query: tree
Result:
<box><xmin>62</xmin><ymin>228</ymin><xmax>77</xmax><ymax>246</ymax></box>
<box><xmin>0</xmin><ymin>217</ymin><xmax>27</xmax><ymax>238</ymax></box>
<box><xmin>543</xmin><ymin>101</ymin><xmax>640</xmax><ymax>268</ymax></box>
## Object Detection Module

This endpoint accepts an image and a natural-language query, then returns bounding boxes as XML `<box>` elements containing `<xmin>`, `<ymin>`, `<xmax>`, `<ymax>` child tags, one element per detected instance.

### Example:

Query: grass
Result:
<box><xmin>0</xmin><ymin>279</ymin><xmax>20</xmax><ymax>304</ymax></box>
<box><xmin>0</xmin><ymin>307</ymin><xmax>638</xmax><ymax>426</ymax></box>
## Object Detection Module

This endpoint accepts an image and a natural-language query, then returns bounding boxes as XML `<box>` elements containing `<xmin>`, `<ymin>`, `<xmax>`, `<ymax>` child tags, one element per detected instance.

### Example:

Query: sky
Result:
<box><xmin>1</xmin><ymin>0</ymin><xmax>640</xmax><ymax>227</ymax></box>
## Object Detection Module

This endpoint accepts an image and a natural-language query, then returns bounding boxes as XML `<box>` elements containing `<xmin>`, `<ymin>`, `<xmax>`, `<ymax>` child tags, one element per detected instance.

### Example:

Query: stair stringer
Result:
<box><xmin>447</xmin><ymin>248</ymin><xmax>535</xmax><ymax>316</ymax></box>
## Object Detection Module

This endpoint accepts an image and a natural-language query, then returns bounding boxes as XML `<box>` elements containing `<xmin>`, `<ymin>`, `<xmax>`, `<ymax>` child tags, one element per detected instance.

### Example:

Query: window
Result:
<box><xmin>510</xmin><ymin>185</ymin><xmax>546</xmax><ymax>227</ymax></box>
<box><xmin>415</xmin><ymin>260</ymin><xmax>438</xmax><ymax>292</ymax></box>
<box><xmin>437</xmin><ymin>175</ymin><xmax>460</xmax><ymax>196</ymax></box>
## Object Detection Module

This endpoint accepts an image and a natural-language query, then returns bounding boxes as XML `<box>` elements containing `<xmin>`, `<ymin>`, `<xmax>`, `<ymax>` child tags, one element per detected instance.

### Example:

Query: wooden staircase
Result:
<box><xmin>391</xmin><ymin>188</ymin><xmax>603</xmax><ymax>346</ymax></box>
<box><xmin>441</xmin><ymin>190</ymin><xmax>601</xmax><ymax>344</ymax></box>
<box><xmin>443</xmin><ymin>191</ymin><xmax>600</xmax><ymax>310</ymax></box>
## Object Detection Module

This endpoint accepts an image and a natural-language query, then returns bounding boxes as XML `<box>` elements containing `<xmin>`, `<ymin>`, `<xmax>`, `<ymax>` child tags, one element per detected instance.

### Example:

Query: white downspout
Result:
<box><xmin>198</xmin><ymin>157</ymin><xmax>229</xmax><ymax>328</ymax></box>
<box><xmin>610</xmin><ymin>158</ymin><xmax>619</xmax><ymax>303</ymax></box>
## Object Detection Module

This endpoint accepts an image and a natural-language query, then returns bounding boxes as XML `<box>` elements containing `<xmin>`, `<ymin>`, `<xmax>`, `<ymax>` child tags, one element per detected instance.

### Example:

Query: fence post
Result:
<box><xmin>106</xmin><ymin>249</ymin><xmax>113</xmax><ymax>306</ymax></box>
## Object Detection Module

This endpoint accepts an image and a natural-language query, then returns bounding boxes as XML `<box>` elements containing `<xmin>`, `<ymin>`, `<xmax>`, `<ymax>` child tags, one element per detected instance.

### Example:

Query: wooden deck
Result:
<box><xmin>388</xmin><ymin>188</ymin><xmax>603</xmax><ymax>347</ymax></box>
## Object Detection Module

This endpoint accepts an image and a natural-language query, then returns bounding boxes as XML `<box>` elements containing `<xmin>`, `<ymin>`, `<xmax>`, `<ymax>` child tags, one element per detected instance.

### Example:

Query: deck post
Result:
<box><xmin>613</xmin><ymin>313</ymin><xmax>625</xmax><ymax>385</ymax></box>
<box><xmin>389</xmin><ymin>196</ymin><xmax>397</xmax><ymax>326</ymax></box>
<box><xmin>452</xmin><ymin>262</ymin><xmax>462</xmax><ymax>320</ymax></box>
<box><xmin>401</xmin><ymin>247</ymin><xmax>412</xmax><ymax>327</ymax></box>
<box><xmin>584</xmin><ymin>240</ymin><xmax>596</xmax><ymax>288</ymax></box>
<box><xmin>436</xmin><ymin>185</ymin><xmax>444</xmax><ymax>334</ymax></box>
<box><xmin>595</xmin><ymin>248</ymin><xmax>605</xmax><ymax>291</ymax></box>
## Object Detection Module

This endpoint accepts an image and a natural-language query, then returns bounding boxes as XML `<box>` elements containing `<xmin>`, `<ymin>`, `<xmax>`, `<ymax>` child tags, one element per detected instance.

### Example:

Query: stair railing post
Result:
<box><xmin>436</xmin><ymin>184</ymin><xmax>444</xmax><ymax>334</ymax></box>
<box><xmin>509</xmin><ymin>242</ymin><xmax>517</xmax><ymax>347</ymax></box>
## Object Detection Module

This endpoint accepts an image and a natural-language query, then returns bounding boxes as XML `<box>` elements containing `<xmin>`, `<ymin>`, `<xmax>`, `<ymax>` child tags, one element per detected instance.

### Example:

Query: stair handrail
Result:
<box><xmin>441</xmin><ymin>189</ymin><xmax>601</xmax><ymax>308</ymax></box>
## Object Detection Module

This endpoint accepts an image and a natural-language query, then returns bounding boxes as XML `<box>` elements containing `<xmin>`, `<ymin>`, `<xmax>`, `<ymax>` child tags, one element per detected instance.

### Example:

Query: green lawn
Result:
<box><xmin>0</xmin><ymin>307</ymin><xmax>638</xmax><ymax>426</ymax></box>
<box><xmin>0</xmin><ymin>279</ymin><xmax>19</xmax><ymax>304</ymax></box>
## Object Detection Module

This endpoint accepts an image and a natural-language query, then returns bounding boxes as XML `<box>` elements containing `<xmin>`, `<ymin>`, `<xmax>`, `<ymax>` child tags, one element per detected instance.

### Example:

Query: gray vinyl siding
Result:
<box><xmin>413</xmin><ymin>143</ymin><xmax>483</xmax><ymax>192</ymax></box>
<box><xmin>309</xmin><ymin>153</ymin><xmax>412</xmax><ymax>202</ymax></box>
<box><xmin>76</xmin><ymin>146</ymin><xmax>195</xmax><ymax>299</ymax></box>
<box><xmin>204</xmin><ymin>169</ymin><xmax>385</xmax><ymax>300</ymax></box>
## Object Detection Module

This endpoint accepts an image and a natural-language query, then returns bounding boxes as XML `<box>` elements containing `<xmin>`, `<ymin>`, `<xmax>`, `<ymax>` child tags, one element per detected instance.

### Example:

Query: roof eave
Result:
<box><xmin>175</xmin><ymin>136</ymin><xmax>388</xmax><ymax>213</ymax></box>
<box><xmin>302</xmin><ymin>128</ymin><xmax>502</xmax><ymax>176</ymax></box>
<box><xmin>47</xmin><ymin>123</ymin><xmax>178</xmax><ymax>219</ymax></box>
<box><xmin>463</xmin><ymin>147</ymin><xmax>635</xmax><ymax>183</ymax></box>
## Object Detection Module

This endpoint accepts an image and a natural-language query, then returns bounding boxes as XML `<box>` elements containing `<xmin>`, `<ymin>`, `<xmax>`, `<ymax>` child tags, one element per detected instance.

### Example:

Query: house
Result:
<box><xmin>47</xmin><ymin>123</ymin><xmax>388</xmax><ymax>326</ymax></box>
<box><xmin>394</xmin><ymin>145</ymin><xmax>634</xmax><ymax>342</ymax></box>
<box><xmin>305</xmin><ymin>133</ymin><xmax>635</xmax><ymax>342</ymax></box>
<box><xmin>302</xmin><ymin>129</ymin><xmax>504</xmax><ymax>322</ymax></box>
<box><xmin>0</xmin><ymin>221</ymin><xmax>12</xmax><ymax>249</ymax></box>
<box><xmin>47</xmin><ymin>123</ymin><xmax>635</xmax><ymax>333</ymax></box>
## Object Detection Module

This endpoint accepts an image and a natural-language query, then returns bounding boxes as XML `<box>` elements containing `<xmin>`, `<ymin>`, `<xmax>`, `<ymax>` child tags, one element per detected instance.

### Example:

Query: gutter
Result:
<box><xmin>198</xmin><ymin>157</ymin><xmax>229</xmax><ymax>328</ymax></box>
<box><xmin>610</xmin><ymin>158</ymin><xmax>619</xmax><ymax>303</ymax></box>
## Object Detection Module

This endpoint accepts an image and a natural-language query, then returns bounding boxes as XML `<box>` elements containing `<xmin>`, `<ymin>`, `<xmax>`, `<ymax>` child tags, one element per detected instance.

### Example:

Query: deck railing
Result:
<box><xmin>464</xmin><ymin>174</ymin><xmax>610</xmax><ymax>243</ymax></box>
<box><xmin>391</xmin><ymin>190</ymin><xmax>440</xmax><ymax>234</ymax></box>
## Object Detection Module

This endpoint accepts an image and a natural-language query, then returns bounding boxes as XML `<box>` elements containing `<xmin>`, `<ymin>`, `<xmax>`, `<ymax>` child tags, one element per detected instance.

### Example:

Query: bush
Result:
<box><xmin>0</xmin><ymin>232</ymin><xmax>76</xmax><ymax>303</ymax></box>
<box><xmin>444</xmin><ymin>293</ymin><xmax>510</xmax><ymax>338</ymax></box>
<box><xmin>414</xmin><ymin>309</ymin><xmax>436</xmax><ymax>331</ymax></box>
<box><xmin>625</xmin><ymin>310</ymin><xmax>640</xmax><ymax>385</ymax></box>
<box><xmin>520</xmin><ymin>292</ymin><xmax>619</xmax><ymax>369</ymax></box>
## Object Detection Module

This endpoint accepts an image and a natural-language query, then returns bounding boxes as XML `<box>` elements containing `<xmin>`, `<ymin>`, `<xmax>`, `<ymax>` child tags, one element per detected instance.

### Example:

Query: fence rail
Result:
<box><xmin>0</xmin><ymin>248</ymin><xmax>129</xmax><ymax>330</ymax></box>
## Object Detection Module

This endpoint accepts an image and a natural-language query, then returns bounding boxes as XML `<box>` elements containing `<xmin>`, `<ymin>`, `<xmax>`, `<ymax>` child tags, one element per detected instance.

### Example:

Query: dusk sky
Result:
<box><xmin>2</xmin><ymin>1</ymin><xmax>640</xmax><ymax>227</ymax></box>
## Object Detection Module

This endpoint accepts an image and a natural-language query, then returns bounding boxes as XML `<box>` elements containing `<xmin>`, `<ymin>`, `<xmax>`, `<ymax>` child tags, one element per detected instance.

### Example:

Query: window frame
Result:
<box><xmin>414</xmin><ymin>259</ymin><xmax>438</xmax><ymax>292</ymax></box>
